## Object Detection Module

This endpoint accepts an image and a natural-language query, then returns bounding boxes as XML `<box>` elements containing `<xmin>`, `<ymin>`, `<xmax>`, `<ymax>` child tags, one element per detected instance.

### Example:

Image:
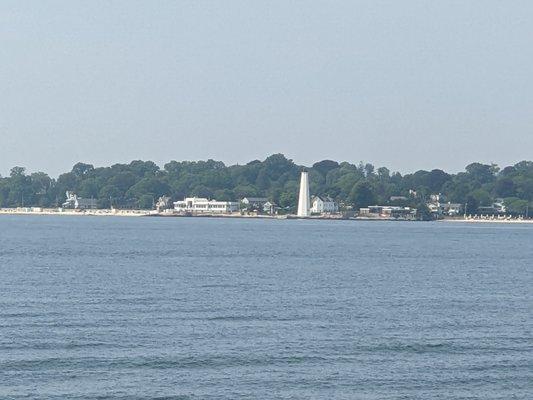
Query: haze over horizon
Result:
<box><xmin>1</xmin><ymin>1</ymin><xmax>532</xmax><ymax>177</ymax></box>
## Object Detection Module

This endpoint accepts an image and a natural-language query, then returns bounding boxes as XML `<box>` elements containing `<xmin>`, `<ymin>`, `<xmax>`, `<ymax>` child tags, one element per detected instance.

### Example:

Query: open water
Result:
<box><xmin>0</xmin><ymin>216</ymin><xmax>531</xmax><ymax>399</ymax></box>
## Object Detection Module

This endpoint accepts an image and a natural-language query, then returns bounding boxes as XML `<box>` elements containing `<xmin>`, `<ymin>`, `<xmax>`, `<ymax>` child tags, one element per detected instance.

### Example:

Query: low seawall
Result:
<box><xmin>0</xmin><ymin>208</ymin><xmax>150</xmax><ymax>217</ymax></box>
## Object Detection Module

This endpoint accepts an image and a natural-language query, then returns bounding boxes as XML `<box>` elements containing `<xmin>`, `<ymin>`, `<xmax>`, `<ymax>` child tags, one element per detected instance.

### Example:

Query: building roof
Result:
<box><xmin>311</xmin><ymin>195</ymin><xmax>336</xmax><ymax>203</ymax></box>
<box><xmin>242</xmin><ymin>197</ymin><xmax>268</xmax><ymax>202</ymax></box>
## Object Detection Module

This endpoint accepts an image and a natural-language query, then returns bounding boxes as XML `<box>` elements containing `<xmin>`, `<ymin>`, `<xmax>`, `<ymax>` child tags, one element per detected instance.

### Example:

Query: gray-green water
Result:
<box><xmin>0</xmin><ymin>216</ymin><xmax>531</xmax><ymax>399</ymax></box>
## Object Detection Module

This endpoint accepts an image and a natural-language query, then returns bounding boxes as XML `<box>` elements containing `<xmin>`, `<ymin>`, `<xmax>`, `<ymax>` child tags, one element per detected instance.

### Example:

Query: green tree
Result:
<box><xmin>71</xmin><ymin>162</ymin><xmax>94</xmax><ymax>178</ymax></box>
<box><xmin>471</xmin><ymin>188</ymin><xmax>491</xmax><ymax>206</ymax></box>
<box><xmin>1</xmin><ymin>154</ymin><xmax>532</xmax><ymax>215</ymax></box>
<box><xmin>465</xmin><ymin>163</ymin><xmax>497</xmax><ymax>185</ymax></box>
<box><xmin>349</xmin><ymin>181</ymin><xmax>376</xmax><ymax>209</ymax></box>
<box><xmin>255</xmin><ymin>169</ymin><xmax>270</xmax><ymax>190</ymax></box>
<box><xmin>8</xmin><ymin>167</ymin><xmax>33</xmax><ymax>206</ymax></box>
<box><xmin>377</xmin><ymin>167</ymin><xmax>390</xmax><ymax>180</ymax></box>
<box><xmin>465</xmin><ymin>195</ymin><xmax>479</xmax><ymax>215</ymax></box>
<box><xmin>494</xmin><ymin>178</ymin><xmax>515</xmax><ymax>197</ymax></box>
<box><xmin>312</xmin><ymin>160</ymin><xmax>339</xmax><ymax>179</ymax></box>
<box><xmin>233</xmin><ymin>185</ymin><xmax>258</xmax><ymax>199</ymax></box>
<box><xmin>364</xmin><ymin>163</ymin><xmax>375</xmax><ymax>177</ymax></box>
<box><xmin>99</xmin><ymin>185</ymin><xmax>122</xmax><ymax>206</ymax></box>
<box><xmin>138</xmin><ymin>194</ymin><xmax>154</xmax><ymax>209</ymax></box>
<box><xmin>213</xmin><ymin>189</ymin><xmax>234</xmax><ymax>201</ymax></box>
<box><xmin>190</xmin><ymin>185</ymin><xmax>213</xmax><ymax>198</ymax></box>
<box><xmin>126</xmin><ymin>177</ymin><xmax>170</xmax><ymax>200</ymax></box>
<box><xmin>416</xmin><ymin>202</ymin><xmax>433</xmax><ymax>221</ymax></box>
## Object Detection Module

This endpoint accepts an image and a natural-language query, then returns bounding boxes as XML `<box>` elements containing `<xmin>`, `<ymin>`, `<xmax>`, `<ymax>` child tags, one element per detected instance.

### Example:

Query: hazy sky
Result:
<box><xmin>1</xmin><ymin>1</ymin><xmax>532</xmax><ymax>177</ymax></box>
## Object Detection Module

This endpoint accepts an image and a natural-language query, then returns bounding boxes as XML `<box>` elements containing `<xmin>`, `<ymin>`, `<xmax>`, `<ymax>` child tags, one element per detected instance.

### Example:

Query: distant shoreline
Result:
<box><xmin>1</xmin><ymin>208</ymin><xmax>532</xmax><ymax>224</ymax></box>
<box><xmin>438</xmin><ymin>218</ymin><xmax>533</xmax><ymax>224</ymax></box>
<box><xmin>0</xmin><ymin>208</ymin><xmax>149</xmax><ymax>217</ymax></box>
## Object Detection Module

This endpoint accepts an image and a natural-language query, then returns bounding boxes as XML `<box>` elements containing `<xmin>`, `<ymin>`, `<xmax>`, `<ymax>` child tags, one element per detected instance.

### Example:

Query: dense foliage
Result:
<box><xmin>1</xmin><ymin>154</ymin><xmax>532</xmax><ymax>214</ymax></box>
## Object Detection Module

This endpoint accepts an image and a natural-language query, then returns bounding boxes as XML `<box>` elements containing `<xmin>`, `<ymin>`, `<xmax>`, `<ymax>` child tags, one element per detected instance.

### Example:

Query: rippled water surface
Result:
<box><xmin>0</xmin><ymin>216</ymin><xmax>532</xmax><ymax>399</ymax></box>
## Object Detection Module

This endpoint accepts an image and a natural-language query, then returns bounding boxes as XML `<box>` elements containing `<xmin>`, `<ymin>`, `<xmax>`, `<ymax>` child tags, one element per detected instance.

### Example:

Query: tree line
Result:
<box><xmin>0</xmin><ymin>154</ymin><xmax>532</xmax><ymax>215</ymax></box>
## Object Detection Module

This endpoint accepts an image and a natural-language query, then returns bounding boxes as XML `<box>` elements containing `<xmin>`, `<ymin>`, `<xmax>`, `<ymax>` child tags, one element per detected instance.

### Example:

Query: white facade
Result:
<box><xmin>62</xmin><ymin>191</ymin><xmax>97</xmax><ymax>210</ymax></box>
<box><xmin>297</xmin><ymin>171</ymin><xmax>310</xmax><ymax>217</ymax></box>
<box><xmin>155</xmin><ymin>196</ymin><xmax>172</xmax><ymax>212</ymax></box>
<box><xmin>359</xmin><ymin>205</ymin><xmax>416</xmax><ymax>219</ymax></box>
<box><xmin>263</xmin><ymin>201</ymin><xmax>278</xmax><ymax>215</ymax></box>
<box><xmin>173</xmin><ymin>197</ymin><xmax>239</xmax><ymax>213</ymax></box>
<box><xmin>427</xmin><ymin>201</ymin><xmax>463</xmax><ymax>216</ymax></box>
<box><xmin>310</xmin><ymin>196</ymin><xmax>338</xmax><ymax>214</ymax></box>
<box><xmin>493</xmin><ymin>198</ymin><xmax>506</xmax><ymax>213</ymax></box>
<box><xmin>241</xmin><ymin>197</ymin><xmax>268</xmax><ymax>206</ymax></box>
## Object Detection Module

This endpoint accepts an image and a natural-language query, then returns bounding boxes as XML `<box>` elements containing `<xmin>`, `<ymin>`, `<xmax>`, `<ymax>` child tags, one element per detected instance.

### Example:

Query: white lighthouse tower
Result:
<box><xmin>297</xmin><ymin>171</ymin><xmax>310</xmax><ymax>217</ymax></box>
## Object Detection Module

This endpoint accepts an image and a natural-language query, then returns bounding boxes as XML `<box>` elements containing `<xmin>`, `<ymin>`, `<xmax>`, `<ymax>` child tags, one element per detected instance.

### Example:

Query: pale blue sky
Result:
<box><xmin>1</xmin><ymin>1</ymin><xmax>532</xmax><ymax>176</ymax></box>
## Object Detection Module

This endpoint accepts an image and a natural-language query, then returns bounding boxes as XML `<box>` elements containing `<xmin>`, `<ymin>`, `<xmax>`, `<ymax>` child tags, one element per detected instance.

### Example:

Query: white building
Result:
<box><xmin>427</xmin><ymin>200</ymin><xmax>463</xmax><ymax>216</ymax></box>
<box><xmin>429</xmin><ymin>193</ymin><xmax>444</xmax><ymax>203</ymax></box>
<box><xmin>390</xmin><ymin>196</ymin><xmax>408</xmax><ymax>202</ymax></box>
<box><xmin>155</xmin><ymin>196</ymin><xmax>172</xmax><ymax>212</ymax></box>
<box><xmin>359</xmin><ymin>205</ymin><xmax>416</xmax><ymax>219</ymax></box>
<box><xmin>493</xmin><ymin>198</ymin><xmax>506</xmax><ymax>214</ymax></box>
<box><xmin>173</xmin><ymin>197</ymin><xmax>239</xmax><ymax>214</ymax></box>
<box><xmin>62</xmin><ymin>191</ymin><xmax>97</xmax><ymax>210</ymax></box>
<box><xmin>310</xmin><ymin>196</ymin><xmax>338</xmax><ymax>214</ymax></box>
<box><xmin>297</xmin><ymin>171</ymin><xmax>310</xmax><ymax>217</ymax></box>
<box><xmin>241</xmin><ymin>197</ymin><xmax>269</xmax><ymax>210</ymax></box>
<box><xmin>263</xmin><ymin>201</ymin><xmax>278</xmax><ymax>215</ymax></box>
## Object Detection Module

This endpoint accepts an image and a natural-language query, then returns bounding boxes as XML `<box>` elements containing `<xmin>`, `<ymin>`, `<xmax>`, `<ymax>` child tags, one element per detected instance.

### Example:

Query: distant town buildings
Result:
<box><xmin>62</xmin><ymin>191</ymin><xmax>97</xmax><ymax>210</ymax></box>
<box><xmin>241</xmin><ymin>197</ymin><xmax>278</xmax><ymax>215</ymax></box>
<box><xmin>428</xmin><ymin>202</ymin><xmax>463</xmax><ymax>216</ymax></box>
<box><xmin>426</xmin><ymin>193</ymin><xmax>462</xmax><ymax>217</ymax></box>
<box><xmin>424</xmin><ymin>193</ymin><xmax>511</xmax><ymax>218</ymax></box>
<box><xmin>477</xmin><ymin>198</ymin><xmax>507</xmax><ymax>215</ymax></box>
<box><xmin>359</xmin><ymin>205</ymin><xmax>416</xmax><ymax>219</ymax></box>
<box><xmin>173</xmin><ymin>197</ymin><xmax>239</xmax><ymax>214</ymax></box>
<box><xmin>241</xmin><ymin>197</ymin><xmax>269</xmax><ymax>210</ymax></box>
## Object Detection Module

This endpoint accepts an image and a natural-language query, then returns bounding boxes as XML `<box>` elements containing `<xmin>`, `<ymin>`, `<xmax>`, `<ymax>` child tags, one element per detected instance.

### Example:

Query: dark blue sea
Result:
<box><xmin>0</xmin><ymin>216</ymin><xmax>531</xmax><ymax>399</ymax></box>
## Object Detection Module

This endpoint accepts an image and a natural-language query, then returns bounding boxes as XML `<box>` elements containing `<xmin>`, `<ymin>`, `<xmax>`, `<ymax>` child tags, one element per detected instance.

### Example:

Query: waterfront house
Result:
<box><xmin>427</xmin><ymin>199</ymin><xmax>463</xmax><ymax>216</ymax></box>
<box><xmin>359</xmin><ymin>205</ymin><xmax>416</xmax><ymax>219</ymax></box>
<box><xmin>241</xmin><ymin>197</ymin><xmax>269</xmax><ymax>210</ymax></box>
<box><xmin>155</xmin><ymin>196</ymin><xmax>172</xmax><ymax>212</ymax></box>
<box><xmin>310</xmin><ymin>196</ymin><xmax>339</xmax><ymax>214</ymax></box>
<box><xmin>493</xmin><ymin>198</ymin><xmax>506</xmax><ymax>214</ymax></box>
<box><xmin>62</xmin><ymin>191</ymin><xmax>97</xmax><ymax>210</ymax></box>
<box><xmin>474</xmin><ymin>199</ymin><xmax>507</xmax><ymax>216</ymax></box>
<box><xmin>262</xmin><ymin>201</ymin><xmax>279</xmax><ymax>215</ymax></box>
<box><xmin>441</xmin><ymin>202</ymin><xmax>462</xmax><ymax>216</ymax></box>
<box><xmin>173</xmin><ymin>197</ymin><xmax>239</xmax><ymax>214</ymax></box>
